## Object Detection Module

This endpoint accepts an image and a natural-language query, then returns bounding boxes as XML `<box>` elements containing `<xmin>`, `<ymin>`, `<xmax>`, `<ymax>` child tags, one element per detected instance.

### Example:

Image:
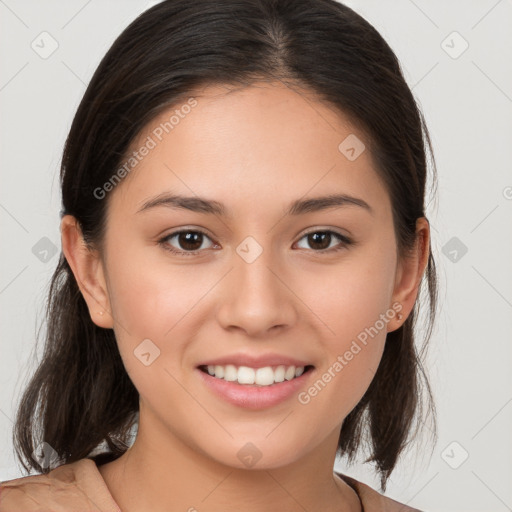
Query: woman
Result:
<box><xmin>0</xmin><ymin>0</ymin><xmax>438</xmax><ymax>510</ymax></box>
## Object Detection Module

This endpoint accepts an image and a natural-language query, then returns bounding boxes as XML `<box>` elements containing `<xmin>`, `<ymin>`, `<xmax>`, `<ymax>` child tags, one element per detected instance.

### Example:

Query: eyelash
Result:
<box><xmin>158</xmin><ymin>228</ymin><xmax>353</xmax><ymax>257</ymax></box>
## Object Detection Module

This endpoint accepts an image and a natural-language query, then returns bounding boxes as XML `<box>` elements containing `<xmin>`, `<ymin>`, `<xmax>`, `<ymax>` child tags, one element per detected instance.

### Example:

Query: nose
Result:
<box><xmin>215</xmin><ymin>241</ymin><xmax>298</xmax><ymax>338</ymax></box>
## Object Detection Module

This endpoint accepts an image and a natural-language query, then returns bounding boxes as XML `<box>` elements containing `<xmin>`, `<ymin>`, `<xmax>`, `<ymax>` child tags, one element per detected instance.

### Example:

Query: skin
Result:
<box><xmin>61</xmin><ymin>81</ymin><xmax>430</xmax><ymax>512</ymax></box>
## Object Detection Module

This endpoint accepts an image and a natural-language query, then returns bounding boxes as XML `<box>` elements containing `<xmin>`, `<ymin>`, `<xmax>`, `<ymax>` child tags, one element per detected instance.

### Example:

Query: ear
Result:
<box><xmin>60</xmin><ymin>215</ymin><xmax>113</xmax><ymax>329</ymax></box>
<box><xmin>388</xmin><ymin>217</ymin><xmax>430</xmax><ymax>332</ymax></box>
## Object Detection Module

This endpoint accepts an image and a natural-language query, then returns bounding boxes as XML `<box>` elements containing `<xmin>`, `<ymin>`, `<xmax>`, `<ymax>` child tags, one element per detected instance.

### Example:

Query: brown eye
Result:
<box><xmin>160</xmin><ymin>230</ymin><xmax>214</xmax><ymax>255</ymax></box>
<box><xmin>306</xmin><ymin>232</ymin><xmax>331</xmax><ymax>250</ymax></box>
<box><xmin>295</xmin><ymin>230</ymin><xmax>352</xmax><ymax>252</ymax></box>
<box><xmin>175</xmin><ymin>232</ymin><xmax>204</xmax><ymax>251</ymax></box>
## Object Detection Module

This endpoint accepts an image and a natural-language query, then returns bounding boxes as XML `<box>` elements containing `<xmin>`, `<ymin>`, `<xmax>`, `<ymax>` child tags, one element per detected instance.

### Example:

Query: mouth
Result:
<box><xmin>197</xmin><ymin>364</ymin><xmax>315</xmax><ymax>387</ymax></box>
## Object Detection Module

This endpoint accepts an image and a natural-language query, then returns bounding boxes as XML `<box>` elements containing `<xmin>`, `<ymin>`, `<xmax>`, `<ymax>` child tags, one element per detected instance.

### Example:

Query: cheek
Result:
<box><xmin>305</xmin><ymin>234</ymin><xmax>397</xmax><ymax>343</ymax></box>
<box><xmin>102</xmin><ymin>240</ymin><xmax>222</xmax><ymax>382</ymax></box>
<box><xmin>296</xmin><ymin>240</ymin><xmax>396</xmax><ymax>418</ymax></box>
<box><xmin>296</xmin><ymin>286</ymin><xmax>389</xmax><ymax>434</ymax></box>
<box><xmin>105</xmin><ymin>238</ymin><xmax>212</xmax><ymax>336</ymax></box>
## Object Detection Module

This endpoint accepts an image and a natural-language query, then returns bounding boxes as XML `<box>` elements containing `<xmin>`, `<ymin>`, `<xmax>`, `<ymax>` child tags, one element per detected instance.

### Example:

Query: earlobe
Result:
<box><xmin>388</xmin><ymin>217</ymin><xmax>430</xmax><ymax>332</ymax></box>
<box><xmin>60</xmin><ymin>215</ymin><xmax>113</xmax><ymax>329</ymax></box>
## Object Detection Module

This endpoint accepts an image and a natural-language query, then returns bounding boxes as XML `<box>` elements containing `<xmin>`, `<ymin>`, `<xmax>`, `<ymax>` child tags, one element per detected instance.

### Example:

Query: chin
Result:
<box><xmin>197</xmin><ymin>434</ymin><xmax>314</xmax><ymax>471</ymax></box>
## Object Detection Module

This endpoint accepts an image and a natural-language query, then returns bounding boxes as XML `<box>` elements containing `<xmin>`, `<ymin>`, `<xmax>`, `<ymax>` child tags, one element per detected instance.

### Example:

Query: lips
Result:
<box><xmin>195</xmin><ymin>353</ymin><xmax>315</xmax><ymax>409</ymax></box>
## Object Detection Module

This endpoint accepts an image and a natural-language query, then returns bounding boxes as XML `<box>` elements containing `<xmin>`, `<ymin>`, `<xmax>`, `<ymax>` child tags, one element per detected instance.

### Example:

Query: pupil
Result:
<box><xmin>180</xmin><ymin>232</ymin><xmax>201</xmax><ymax>250</ymax></box>
<box><xmin>310</xmin><ymin>232</ymin><xmax>330</xmax><ymax>250</ymax></box>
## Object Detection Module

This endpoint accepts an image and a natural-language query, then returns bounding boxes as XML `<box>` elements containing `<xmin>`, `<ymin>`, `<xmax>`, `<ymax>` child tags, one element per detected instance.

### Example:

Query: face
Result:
<box><xmin>72</xmin><ymin>81</ymin><xmax>411</xmax><ymax>470</ymax></box>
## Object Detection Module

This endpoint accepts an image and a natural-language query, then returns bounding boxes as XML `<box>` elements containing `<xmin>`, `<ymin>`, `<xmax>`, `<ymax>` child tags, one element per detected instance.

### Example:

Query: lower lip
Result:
<box><xmin>196</xmin><ymin>367</ymin><xmax>314</xmax><ymax>410</ymax></box>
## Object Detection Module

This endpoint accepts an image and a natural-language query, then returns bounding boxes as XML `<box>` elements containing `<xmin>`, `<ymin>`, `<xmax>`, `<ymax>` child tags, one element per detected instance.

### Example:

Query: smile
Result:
<box><xmin>199</xmin><ymin>364</ymin><xmax>314</xmax><ymax>387</ymax></box>
<box><xmin>196</xmin><ymin>363</ymin><xmax>316</xmax><ymax>410</ymax></box>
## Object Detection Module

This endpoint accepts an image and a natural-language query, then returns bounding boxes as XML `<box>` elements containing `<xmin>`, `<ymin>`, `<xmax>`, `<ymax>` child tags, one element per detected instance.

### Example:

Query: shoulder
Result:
<box><xmin>0</xmin><ymin>458</ymin><xmax>120</xmax><ymax>512</ymax></box>
<box><xmin>336</xmin><ymin>472</ymin><xmax>423</xmax><ymax>512</ymax></box>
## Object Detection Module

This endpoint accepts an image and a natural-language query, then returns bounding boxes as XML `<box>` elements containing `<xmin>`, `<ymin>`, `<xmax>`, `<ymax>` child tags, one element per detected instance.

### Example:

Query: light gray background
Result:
<box><xmin>1</xmin><ymin>1</ymin><xmax>511</xmax><ymax>511</ymax></box>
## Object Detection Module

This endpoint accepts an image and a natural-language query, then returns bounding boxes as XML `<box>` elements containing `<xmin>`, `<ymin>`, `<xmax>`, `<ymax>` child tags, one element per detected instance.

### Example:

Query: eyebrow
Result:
<box><xmin>137</xmin><ymin>192</ymin><xmax>373</xmax><ymax>217</ymax></box>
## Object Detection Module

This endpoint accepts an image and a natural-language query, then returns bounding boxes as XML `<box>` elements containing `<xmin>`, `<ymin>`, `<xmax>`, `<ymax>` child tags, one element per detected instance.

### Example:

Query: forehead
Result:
<box><xmin>109</xmin><ymin>81</ymin><xmax>390</xmax><ymax>219</ymax></box>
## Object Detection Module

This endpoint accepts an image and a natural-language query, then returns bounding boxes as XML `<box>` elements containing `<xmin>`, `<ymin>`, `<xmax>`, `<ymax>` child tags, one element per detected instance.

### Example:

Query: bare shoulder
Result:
<box><xmin>336</xmin><ymin>472</ymin><xmax>423</xmax><ymax>512</ymax></box>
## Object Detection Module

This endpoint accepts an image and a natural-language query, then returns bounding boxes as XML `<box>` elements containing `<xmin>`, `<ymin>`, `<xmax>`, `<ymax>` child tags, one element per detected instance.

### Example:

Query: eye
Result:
<box><xmin>158</xmin><ymin>228</ymin><xmax>353</xmax><ymax>257</ymax></box>
<box><xmin>294</xmin><ymin>230</ymin><xmax>352</xmax><ymax>253</ymax></box>
<box><xmin>159</xmin><ymin>229</ymin><xmax>215</xmax><ymax>256</ymax></box>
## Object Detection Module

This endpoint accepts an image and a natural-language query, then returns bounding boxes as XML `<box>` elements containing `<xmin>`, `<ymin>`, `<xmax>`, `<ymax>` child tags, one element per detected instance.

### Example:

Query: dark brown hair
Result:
<box><xmin>13</xmin><ymin>0</ymin><xmax>438</xmax><ymax>492</ymax></box>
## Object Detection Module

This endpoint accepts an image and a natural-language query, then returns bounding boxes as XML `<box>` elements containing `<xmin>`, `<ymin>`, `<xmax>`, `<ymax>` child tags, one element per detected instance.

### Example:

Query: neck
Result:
<box><xmin>98</xmin><ymin>408</ymin><xmax>361</xmax><ymax>512</ymax></box>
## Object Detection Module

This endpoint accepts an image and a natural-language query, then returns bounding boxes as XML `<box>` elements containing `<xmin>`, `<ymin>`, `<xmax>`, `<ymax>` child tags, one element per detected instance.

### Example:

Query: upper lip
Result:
<box><xmin>197</xmin><ymin>353</ymin><xmax>313</xmax><ymax>369</ymax></box>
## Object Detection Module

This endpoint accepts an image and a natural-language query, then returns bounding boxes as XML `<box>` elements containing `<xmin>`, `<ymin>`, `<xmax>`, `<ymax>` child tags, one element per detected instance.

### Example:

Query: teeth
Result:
<box><xmin>203</xmin><ymin>364</ymin><xmax>307</xmax><ymax>386</ymax></box>
<box><xmin>274</xmin><ymin>365</ymin><xmax>285</xmax><ymax>383</ymax></box>
<box><xmin>238</xmin><ymin>366</ymin><xmax>255</xmax><ymax>384</ymax></box>
<box><xmin>284</xmin><ymin>366</ymin><xmax>296</xmax><ymax>381</ymax></box>
<box><xmin>214</xmin><ymin>365</ymin><xmax>224</xmax><ymax>379</ymax></box>
<box><xmin>224</xmin><ymin>364</ymin><xmax>238</xmax><ymax>381</ymax></box>
<box><xmin>255</xmin><ymin>367</ymin><xmax>274</xmax><ymax>386</ymax></box>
